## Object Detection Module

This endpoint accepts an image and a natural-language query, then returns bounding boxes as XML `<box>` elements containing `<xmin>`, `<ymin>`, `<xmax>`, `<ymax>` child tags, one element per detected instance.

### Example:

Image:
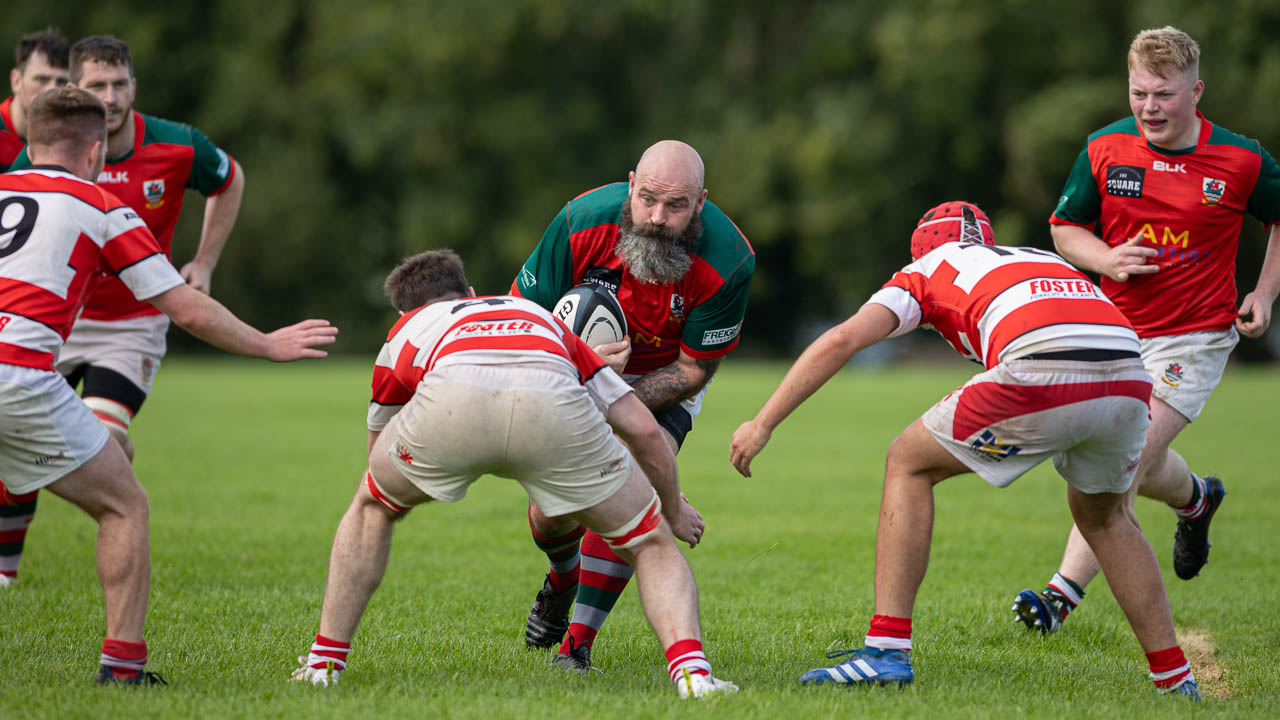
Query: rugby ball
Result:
<box><xmin>554</xmin><ymin>284</ymin><xmax>628</xmax><ymax>347</ymax></box>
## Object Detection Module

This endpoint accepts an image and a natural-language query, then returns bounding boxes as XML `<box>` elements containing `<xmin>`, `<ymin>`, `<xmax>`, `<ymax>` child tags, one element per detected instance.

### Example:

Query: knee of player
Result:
<box><xmin>357</xmin><ymin>470</ymin><xmax>413</xmax><ymax>520</ymax></box>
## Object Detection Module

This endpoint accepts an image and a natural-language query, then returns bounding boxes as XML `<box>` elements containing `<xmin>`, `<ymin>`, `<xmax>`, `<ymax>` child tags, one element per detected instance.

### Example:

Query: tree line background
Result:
<box><xmin>8</xmin><ymin>0</ymin><xmax>1280</xmax><ymax>359</ymax></box>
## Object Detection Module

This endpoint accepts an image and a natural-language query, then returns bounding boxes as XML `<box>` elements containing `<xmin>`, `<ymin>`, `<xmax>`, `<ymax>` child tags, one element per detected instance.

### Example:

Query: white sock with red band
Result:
<box><xmin>307</xmin><ymin>633</ymin><xmax>350</xmax><ymax>671</ymax></box>
<box><xmin>665</xmin><ymin>638</ymin><xmax>711</xmax><ymax>683</ymax></box>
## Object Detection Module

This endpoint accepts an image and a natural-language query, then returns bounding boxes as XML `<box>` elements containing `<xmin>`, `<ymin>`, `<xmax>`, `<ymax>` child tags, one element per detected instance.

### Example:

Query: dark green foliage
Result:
<box><xmin>4</xmin><ymin>1</ymin><xmax>1278</xmax><ymax>356</ymax></box>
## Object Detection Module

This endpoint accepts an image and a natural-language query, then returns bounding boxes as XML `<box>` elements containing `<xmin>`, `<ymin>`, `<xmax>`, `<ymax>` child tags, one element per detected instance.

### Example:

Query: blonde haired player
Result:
<box><xmin>1016</xmin><ymin>25</ymin><xmax>1280</xmax><ymax>632</ymax></box>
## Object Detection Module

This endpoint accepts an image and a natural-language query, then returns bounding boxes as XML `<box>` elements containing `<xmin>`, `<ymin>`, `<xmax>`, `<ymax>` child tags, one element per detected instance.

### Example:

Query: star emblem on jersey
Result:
<box><xmin>1162</xmin><ymin>362</ymin><xmax>1184</xmax><ymax>387</ymax></box>
<box><xmin>1201</xmin><ymin>177</ymin><xmax>1226</xmax><ymax>205</ymax></box>
<box><xmin>968</xmin><ymin>430</ymin><xmax>1021</xmax><ymax>461</ymax></box>
<box><xmin>396</xmin><ymin>444</ymin><xmax>414</xmax><ymax>465</ymax></box>
<box><xmin>144</xmin><ymin>179</ymin><xmax>165</xmax><ymax>209</ymax></box>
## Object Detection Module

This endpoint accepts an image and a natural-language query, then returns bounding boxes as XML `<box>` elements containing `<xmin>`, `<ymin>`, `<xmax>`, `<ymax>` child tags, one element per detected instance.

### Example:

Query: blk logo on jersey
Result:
<box><xmin>1152</xmin><ymin>160</ymin><xmax>1186</xmax><ymax>174</ymax></box>
<box><xmin>968</xmin><ymin>430</ymin><xmax>1021</xmax><ymax>462</ymax></box>
<box><xmin>1202</xmin><ymin>177</ymin><xmax>1226</xmax><ymax>205</ymax></box>
<box><xmin>143</xmin><ymin>180</ymin><xmax>165</xmax><ymax>210</ymax></box>
<box><xmin>1106</xmin><ymin>165</ymin><xmax>1145</xmax><ymax>198</ymax></box>
<box><xmin>1162</xmin><ymin>361</ymin><xmax>1184</xmax><ymax>387</ymax></box>
<box><xmin>98</xmin><ymin>170</ymin><xmax>128</xmax><ymax>183</ymax></box>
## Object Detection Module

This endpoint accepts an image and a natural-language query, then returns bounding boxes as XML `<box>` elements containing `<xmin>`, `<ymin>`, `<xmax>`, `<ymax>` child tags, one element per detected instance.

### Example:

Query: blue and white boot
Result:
<box><xmin>798</xmin><ymin>647</ymin><xmax>914</xmax><ymax>686</ymax></box>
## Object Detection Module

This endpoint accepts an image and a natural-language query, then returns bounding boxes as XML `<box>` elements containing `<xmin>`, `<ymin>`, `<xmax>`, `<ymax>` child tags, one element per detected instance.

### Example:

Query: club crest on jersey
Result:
<box><xmin>140</xmin><ymin>357</ymin><xmax>155</xmax><ymax>384</ymax></box>
<box><xmin>1105</xmin><ymin>165</ymin><xmax>1145</xmax><ymax>198</ymax></box>
<box><xmin>1202</xmin><ymin>177</ymin><xmax>1226</xmax><ymax>205</ymax></box>
<box><xmin>143</xmin><ymin>179</ymin><xmax>165</xmax><ymax>209</ymax></box>
<box><xmin>968</xmin><ymin>430</ymin><xmax>1021</xmax><ymax>462</ymax></box>
<box><xmin>1162</xmin><ymin>361</ymin><xmax>1184</xmax><ymax>387</ymax></box>
<box><xmin>669</xmin><ymin>294</ymin><xmax>686</xmax><ymax>321</ymax></box>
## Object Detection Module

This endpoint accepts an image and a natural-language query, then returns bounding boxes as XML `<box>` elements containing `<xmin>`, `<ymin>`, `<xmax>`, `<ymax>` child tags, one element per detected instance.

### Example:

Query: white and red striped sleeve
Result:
<box><xmin>97</xmin><ymin>190</ymin><xmax>183</xmax><ymax>301</ymax></box>
<box><xmin>562</xmin><ymin>329</ymin><xmax>633</xmax><ymax>411</ymax></box>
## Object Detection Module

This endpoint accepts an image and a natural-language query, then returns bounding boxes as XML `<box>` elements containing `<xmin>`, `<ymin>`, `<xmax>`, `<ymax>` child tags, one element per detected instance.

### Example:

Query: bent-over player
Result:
<box><xmin>291</xmin><ymin>250</ymin><xmax>736</xmax><ymax>698</ymax></box>
<box><xmin>730</xmin><ymin>202</ymin><xmax>1200</xmax><ymax>699</ymax></box>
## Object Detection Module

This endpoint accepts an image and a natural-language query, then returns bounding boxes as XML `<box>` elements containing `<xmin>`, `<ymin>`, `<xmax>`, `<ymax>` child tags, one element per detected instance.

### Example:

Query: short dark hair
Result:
<box><xmin>384</xmin><ymin>250</ymin><xmax>470</xmax><ymax>312</ymax></box>
<box><xmin>15</xmin><ymin>28</ymin><xmax>69</xmax><ymax>71</ymax></box>
<box><xmin>26</xmin><ymin>86</ymin><xmax>106</xmax><ymax>151</ymax></box>
<box><xmin>69</xmin><ymin>35</ymin><xmax>133</xmax><ymax>83</ymax></box>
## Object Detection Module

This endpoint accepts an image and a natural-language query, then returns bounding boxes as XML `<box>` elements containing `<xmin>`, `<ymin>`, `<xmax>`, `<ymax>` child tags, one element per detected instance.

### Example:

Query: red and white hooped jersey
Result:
<box><xmin>367</xmin><ymin>294</ymin><xmax>632</xmax><ymax>431</ymax></box>
<box><xmin>867</xmin><ymin>242</ymin><xmax>1139</xmax><ymax>368</ymax></box>
<box><xmin>0</xmin><ymin>167</ymin><xmax>184</xmax><ymax>371</ymax></box>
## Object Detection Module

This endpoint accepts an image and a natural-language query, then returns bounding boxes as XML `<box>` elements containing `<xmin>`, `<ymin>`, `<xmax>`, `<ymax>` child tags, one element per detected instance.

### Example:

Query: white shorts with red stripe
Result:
<box><xmin>922</xmin><ymin>356</ymin><xmax>1152</xmax><ymax>494</ymax></box>
<box><xmin>55</xmin><ymin>314</ymin><xmax>170</xmax><ymax>395</ymax></box>
<box><xmin>0</xmin><ymin>364</ymin><xmax>111</xmax><ymax>494</ymax></box>
<box><xmin>381</xmin><ymin>362</ymin><xmax>631</xmax><ymax>517</ymax></box>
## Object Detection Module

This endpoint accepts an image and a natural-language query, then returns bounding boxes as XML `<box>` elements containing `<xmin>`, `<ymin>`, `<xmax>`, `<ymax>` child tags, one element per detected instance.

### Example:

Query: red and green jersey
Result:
<box><xmin>0</xmin><ymin>98</ymin><xmax>24</xmax><ymax>168</ymax></box>
<box><xmin>1050</xmin><ymin>111</ymin><xmax>1280</xmax><ymax>337</ymax></box>
<box><xmin>9</xmin><ymin>110</ymin><xmax>236</xmax><ymax>321</ymax></box>
<box><xmin>511</xmin><ymin>182</ymin><xmax>754</xmax><ymax>375</ymax></box>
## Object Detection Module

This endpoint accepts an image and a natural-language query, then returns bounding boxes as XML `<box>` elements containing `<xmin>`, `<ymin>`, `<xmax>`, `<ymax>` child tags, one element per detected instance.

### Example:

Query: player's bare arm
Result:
<box><xmin>605</xmin><ymin>391</ymin><xmax>703</xmax><ymax>547</ymax></box>
<box><xmin>181</xmin><ymin>159</ymin><xmax>245</xmax><ymax>294</ymax></box>
<box><xmin>1051</xmin><ymin>224</ymin><xmax>1159</xmax><ymax>282</ymax></box>
<box><xmin>148</xmin><ymin>283</ymin><xmax>337</xmax><ymax>361</ymax></box>
<box><xmin>1236</xmin><ymin>224</ymin><xmax>1280</xmax><ymax>337</ymax></box>
<box><xmin>731</xmin><ymin>304</ymin><xmax>898</xmax><ymax>478</ymax></box>
<box><xmin>631</xmin><ymin>352</ymin><xmax>720</xmax><ymax>412</ymax></box>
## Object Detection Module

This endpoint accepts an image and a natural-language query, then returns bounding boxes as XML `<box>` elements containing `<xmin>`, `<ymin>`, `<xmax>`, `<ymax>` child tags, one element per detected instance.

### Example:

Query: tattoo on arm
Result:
<box><xmin>632</xmin><ymin>357</ymin><xmax>721</xmax><ymax>411</ymax></box>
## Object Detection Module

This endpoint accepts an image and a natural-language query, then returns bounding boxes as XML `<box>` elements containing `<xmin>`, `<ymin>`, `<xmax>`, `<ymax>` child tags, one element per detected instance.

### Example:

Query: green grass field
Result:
<box><xmin>2</xmin><ymin>358</ymin><xmax>1278</xmax><ymax>718</ymax></box>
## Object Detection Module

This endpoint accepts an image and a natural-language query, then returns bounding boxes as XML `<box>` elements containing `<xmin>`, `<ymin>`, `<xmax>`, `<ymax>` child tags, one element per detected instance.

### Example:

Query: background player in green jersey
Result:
<box><xmin>511</xmin><ymin>140</ymin><xmax>755</xmax><ymax>672</ymax></box>
<box><xmin>1</xmin><ymin>35</ymin><xmax>247</xmax><ymax>586</ymax></box>
<box><xmin>1013</xmin><ymin>26</ymin><xmax>1280</xmax><ymax>633</ymax></box>
<box><xmin>1</xmin><ymin>29</ymin><xmax>69</xmax><ymax>168</ymax></box>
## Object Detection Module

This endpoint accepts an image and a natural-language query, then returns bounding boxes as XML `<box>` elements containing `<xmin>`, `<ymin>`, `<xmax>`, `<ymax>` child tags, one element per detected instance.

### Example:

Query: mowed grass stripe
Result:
<box><xmin>1</xmin><ymin>358</ymin><xmax>1276</xmax><ymax>718</ymax></box>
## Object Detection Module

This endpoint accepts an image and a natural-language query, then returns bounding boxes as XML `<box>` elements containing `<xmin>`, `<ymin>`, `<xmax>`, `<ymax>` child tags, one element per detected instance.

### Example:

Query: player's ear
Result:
<box><xmin>9</xmin><ymin>68</ymin><xmax>20</xmax><ymax>95</ymax></box>
<box><xmin>467</xmin><ymin>286</ymin><xmax>476</xmax><ymax>297</ymax></box>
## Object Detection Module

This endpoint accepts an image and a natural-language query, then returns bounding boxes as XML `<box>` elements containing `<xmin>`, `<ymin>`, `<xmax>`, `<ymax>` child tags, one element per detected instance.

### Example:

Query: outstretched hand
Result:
<box><xmin>1105</xmin><ymin>232</ymin><xmax>1160</xmax><ymax>282</ymax></box>
<box><xmin>729</xmin><ymin>419</ymin><xmax>771</xmax><ymax>478</ymax></box>
<box><xmin>265</xmin><ymin>319</ymin><xmax>339</xmax><ymax>361</ymax></box>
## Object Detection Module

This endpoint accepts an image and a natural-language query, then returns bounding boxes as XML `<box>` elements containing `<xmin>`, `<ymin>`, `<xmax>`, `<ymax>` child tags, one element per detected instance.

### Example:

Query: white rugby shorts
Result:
<box><xmin>56</xmin><ymin>315</ymin><xmax>170</xmax><ymax>394</ymax></box>
<box><xmin>922</xmin><ymin>357</ymin><xmax>1153</xmax><ymax>494</ymax></box>
<box><xmin>1140</xmin><ymin>328</ymin><xmax>1237</xmax><ymax>422</ymax></box>
<box><xmin>0</xmin><ymin>364</ymin><xmax>111</xmax><ymax>494</ymax></box>
<box><xmin>381</xmin><ymin>363</ymin><xmax>632</xmax><ymax>517</ymax></box>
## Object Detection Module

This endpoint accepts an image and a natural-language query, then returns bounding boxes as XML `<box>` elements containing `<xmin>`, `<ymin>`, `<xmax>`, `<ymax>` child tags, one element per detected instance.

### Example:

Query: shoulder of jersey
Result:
<box><xmin>6</xmin><ymin>168</ymin><xmax>116</xmax><ymax>210</ymax></box>
<box><xmin>1087</xmin><ymin>116</ymin><xmax>1141</xmax><ymax>144</ymax></box>
<box><xmin>1203</xmin><ymin>122</ymin><xmax>1264</xmax><ymax>156</ymax></box>
<box><xmin>566</xmin><ymin>182</ymin><xmax>628</xmax><ymax>228</ymax></box>
<box><xmin>139</xmin><ymin>112</ymin><xmax>197</xmax><ymax>147</ymax></box>
<box><xmin>695</xmin><ymin>199</ymin><xmax>755</xmax><ymax>279</ymax></box>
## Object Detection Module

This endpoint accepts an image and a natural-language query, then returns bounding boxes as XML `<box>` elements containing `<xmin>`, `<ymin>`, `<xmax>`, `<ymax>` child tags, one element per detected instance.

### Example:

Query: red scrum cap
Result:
<box><xmin>910</xmin><ymin>201</ymin><xmax>995</xmax><ymax>260</ymax></box>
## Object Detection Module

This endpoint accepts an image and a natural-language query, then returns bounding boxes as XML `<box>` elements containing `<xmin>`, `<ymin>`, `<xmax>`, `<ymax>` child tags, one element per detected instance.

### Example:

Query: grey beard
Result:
<box><xmin>616</xmin><ymin>231</ymin><xmax>694</xmax><ymax>285</ymax></box>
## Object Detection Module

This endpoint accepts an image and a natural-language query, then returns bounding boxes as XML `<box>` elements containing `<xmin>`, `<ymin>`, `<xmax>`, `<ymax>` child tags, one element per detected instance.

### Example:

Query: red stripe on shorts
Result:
<box><xmin>952</xmin><ymin>378</ymin><xmax>1151</xmax><ymax>442</ymax></box>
